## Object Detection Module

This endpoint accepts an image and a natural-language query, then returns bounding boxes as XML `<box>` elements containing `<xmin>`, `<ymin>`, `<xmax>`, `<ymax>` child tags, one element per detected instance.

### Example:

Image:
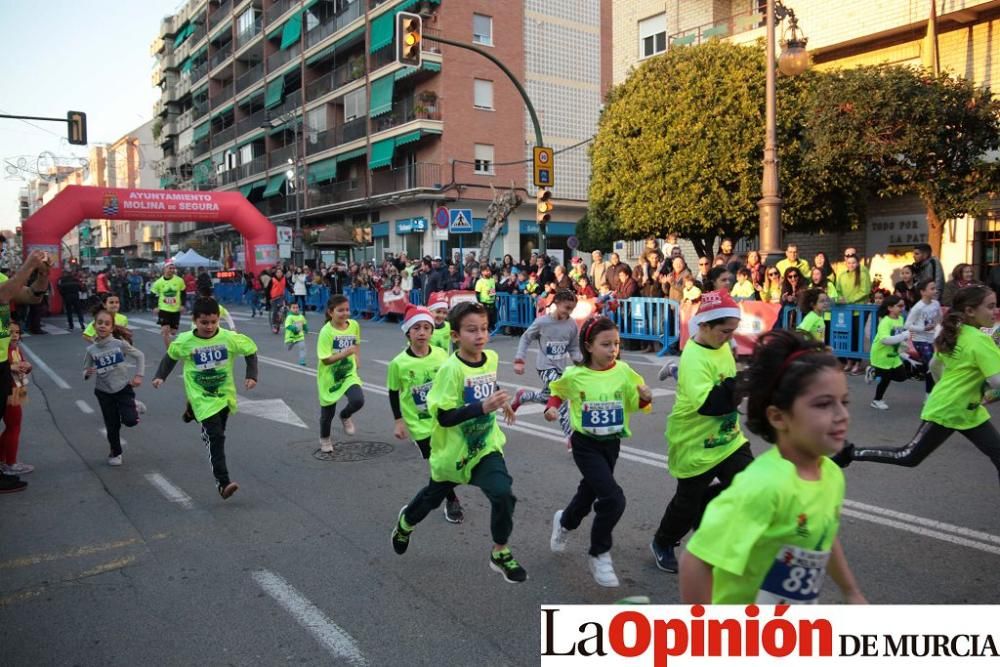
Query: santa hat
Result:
<box><xmin>691</xmin><ymin>290</ymin><xmax>741</xmax><ymax>327</ymax></box>
<box><xmin>427</xmin><ymin>295</ymin><xmax>450</xmax><ymax>312</ymax></box>
<box><xmin>401</xmin><ymin>305</ymin><xmax>435</xmax><ymax>334</ymax></box>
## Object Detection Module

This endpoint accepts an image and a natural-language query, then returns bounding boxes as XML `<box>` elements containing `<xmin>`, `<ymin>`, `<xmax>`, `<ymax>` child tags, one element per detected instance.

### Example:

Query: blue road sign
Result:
<box><xmin>449</xmin><ymin>208</ymin><xmax>474</xmax><ymax>234</ymax></box>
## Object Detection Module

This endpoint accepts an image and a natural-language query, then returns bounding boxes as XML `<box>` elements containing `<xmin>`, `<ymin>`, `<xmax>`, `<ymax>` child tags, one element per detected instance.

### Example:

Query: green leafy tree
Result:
<box><xmin>574</xmin><ymin>206</ymin><xmax>618</xmax><ymax>253</ymax></box>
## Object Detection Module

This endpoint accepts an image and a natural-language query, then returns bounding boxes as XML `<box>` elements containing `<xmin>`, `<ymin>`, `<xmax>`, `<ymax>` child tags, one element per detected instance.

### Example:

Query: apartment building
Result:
<box><xmin>151</xmin><ymin>0</ymin><xmax>610</xmax><ymax>266</ymax></box>
<box><xmin>613</xmin><ymin>0</ymin><xmax>1000</xmax><ymax>276</ymax></box>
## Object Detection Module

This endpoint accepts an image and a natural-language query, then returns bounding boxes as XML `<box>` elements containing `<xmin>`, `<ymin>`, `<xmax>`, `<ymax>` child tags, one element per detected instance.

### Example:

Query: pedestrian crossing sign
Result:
<box><xmin>449</xmin><ymin>208</ymin><xmax>473</xmax><ymax>234</ymax></box>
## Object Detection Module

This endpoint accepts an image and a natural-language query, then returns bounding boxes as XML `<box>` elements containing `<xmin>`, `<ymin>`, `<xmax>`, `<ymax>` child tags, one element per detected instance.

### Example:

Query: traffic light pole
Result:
<box><xmin>422</xmin><ymin>34</ymin><xmax>547</xmax><ymax>252</ymax></box>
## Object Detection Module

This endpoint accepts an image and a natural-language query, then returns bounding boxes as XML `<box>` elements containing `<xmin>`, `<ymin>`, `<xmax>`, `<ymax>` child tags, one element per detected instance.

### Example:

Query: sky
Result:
<box><xmin>0</xmin><ymin>0</ymin><xmax>181</xmax><ymax>231</ymax></box>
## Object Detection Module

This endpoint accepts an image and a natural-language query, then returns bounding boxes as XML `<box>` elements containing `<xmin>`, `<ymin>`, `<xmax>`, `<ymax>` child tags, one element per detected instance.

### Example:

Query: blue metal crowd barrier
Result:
<box><xmin>828</xmin><ymin>304</ymin><xmax>878</xmax><ymax>360</ymax></box>
<box><xmin>493</xmin><ymin>293</ymin><xmax>537</xmax><ymax>333</ymax></box>
<box><xmin>212</xmin><ymin>283</ymin><xmax>243</xmax><ymax>304</ymax></box>
<box><xmin>407</xmin><ymin>290</ymin><xmax>424</xmax><ymax>306</ymax></box>
<box><xmin>306</xmin><ymin>286</ymin><xmax>329</xmax><ymax>311</ymax></box>
<box><xmin>610</xmin><ymin>297</ymin><xmax>680</xmax><ymax>356</ymax></box>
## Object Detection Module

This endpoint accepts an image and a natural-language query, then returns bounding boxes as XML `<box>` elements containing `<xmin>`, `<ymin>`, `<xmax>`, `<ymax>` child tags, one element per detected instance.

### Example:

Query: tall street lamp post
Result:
<box><xmin>262</xmin><ymin>114</ymin><xmax>303</xmax><ymax>267</ymax></box>
<box><xmin>759</xmin><ymin>0</ymin><xmax>809</xmax><ymax>263</ymax></box>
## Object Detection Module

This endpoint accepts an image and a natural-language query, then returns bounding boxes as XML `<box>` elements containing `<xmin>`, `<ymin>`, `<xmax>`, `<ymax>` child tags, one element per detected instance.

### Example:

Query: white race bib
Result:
<box><xmin>755</xmin><ymin>545</ymin><xmax>830</xmax><ymax>605</ymax></box>
<box><xmin>411</xmin><ymin>382</ymin><xmax>433</xmax><ymax>412</ymax></box>
<box><xmin>192</xmin><ymin>345</ymin><xmax>228</xmax><ymax>371</ymax></box>
<box><xmin>94</xmin><ymin>350</ymin><xmax>125</xmax><ymax>375</ymax></box>
<box><xmin>463</xmin><ymin>373</ymin><xmax>497</xmax><ymax>403</ymax></box>
<box><xmin>582</xmin><ymin>400</ymin><xmax>624</xmax><ymax>436</ymax></box>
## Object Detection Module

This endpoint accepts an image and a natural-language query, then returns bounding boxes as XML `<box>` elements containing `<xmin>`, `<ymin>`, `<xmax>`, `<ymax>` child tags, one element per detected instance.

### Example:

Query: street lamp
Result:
<box><xmin>262</xmin><ymin>112</ymin><xmax>303</xmax><ymax>267</ymax></box>
<box><xmin>758</xmin><ymin>0</ymin><xmax>809</xmax><ymax>263</ymax></box>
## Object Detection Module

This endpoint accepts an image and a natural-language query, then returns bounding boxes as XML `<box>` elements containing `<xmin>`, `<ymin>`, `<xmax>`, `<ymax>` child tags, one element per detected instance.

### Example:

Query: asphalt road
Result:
<box><xmin>2</xmin><ymin>306</ymin><xmax>999</xmax><ymax>665</ymax></box>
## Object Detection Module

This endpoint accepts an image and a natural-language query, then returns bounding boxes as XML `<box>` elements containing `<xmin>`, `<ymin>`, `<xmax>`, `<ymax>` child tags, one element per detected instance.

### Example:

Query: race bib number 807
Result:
<box><xmin>464</xmin><ymin>374</ymin><xmax>497</xmax><ymax>403</ymax></box>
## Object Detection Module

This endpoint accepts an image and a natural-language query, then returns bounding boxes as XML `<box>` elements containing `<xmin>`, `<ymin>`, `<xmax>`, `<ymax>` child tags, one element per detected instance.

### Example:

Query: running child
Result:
<box><xmin>651</xmin><ymin>291</ymin><xmax>753</xmax><ymax>573</ymax></box>
<box><xmin>865</xmin><ymin>295</ymin><xmax>915</xmax><ymax>410</ymax></box>
<box><xmin>835</xmin><ymin>286</ymin><xmax>1000</xmax><ymax>488</ymax></box>
<box><xmin>83</xmin><ymin>309</ymin><xmax>145</xmax><ymax>467</ymax></box>
<box><xmin>390</xmin><ymin>302</ymin><xmax>526</xmax><ymax>583</ymax></box>
<box><xmin>82</xmin><ymin>294</ymin><xmax>129</xmax><ymax>342</ymax></box>
<box><xmin>387</xmin><ymin>305</ymin><xmax>464</xmax><ymax>523</ymax></box>
<box><xmin>152</xmin><ymin>297</ymin><xmax>258</xmax><ymax>499</ymax></box>
<box><xmin>317</xmin><ymin>295</ymin><xmax>365</xmax><ymax>452</ymax></box>
<box><xmin>194</xmin><ymin>284</ymin><xmax>236</xmax><ymax>330</ymax></box>
<box><xmin>796</xmin><ymin>288</ymin><xmax>830</xmax><ymax>343</ymax></box>
<box><xmin>0</xmin><ymin>323</ymin><xmax>32</xmax><ymax>475</ymax></box>
<box><xmin>546</xmin><ymin>316</ymin><xmax>652</xmax><ymax>587</ymax></box>
<box><xmin>904</xmin><ymin>279</ymin><xmax>943</xmax><ymax>398</ymax></box>
<box><xmin>511</xmin><ymin>289</ymin><xmax>581</xmax><ymax>443</ymax></box>
<box><xmin>679</xmin><ymin>330</ymin><xmax>866</xmax><ymax>604</ymax></box>
<box><xmin>428</xmin><ymin>295</ymin><xmax>451</xmax><ymax>353</ymax></box>
<box><xmin>151</xmin><ymin>263</ymin><xmax>187</xmax><ymax>349</ymax></box>
<box><xmin>284</xmin><ymin>301</ymin><xmax>309</xmax><ymax>366</ymax></box>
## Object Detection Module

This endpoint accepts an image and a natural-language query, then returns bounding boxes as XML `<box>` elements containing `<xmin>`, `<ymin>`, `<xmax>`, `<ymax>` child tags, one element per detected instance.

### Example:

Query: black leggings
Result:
<box><xmin>853</xmin><ymin>420</ymin><xmax>1000</xmax><ymax>487</ymax></box>
<box><xmin>319</xmin><ymin>384</ymin><xmax>365</xmax><ymax>438</ymax></box>
<box><xmin>873</xmin><ymin>363</ymin><xmax>910</xmax><ymax>400</ymax></box>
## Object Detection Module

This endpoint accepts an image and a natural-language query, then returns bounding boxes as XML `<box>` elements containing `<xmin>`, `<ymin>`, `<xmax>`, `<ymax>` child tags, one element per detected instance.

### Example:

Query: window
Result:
<box><xmin>343</xmin><ymin>88</ymin><xmax>366</xmax><ymax>121</ymax></box>
<box><xmin>239</xmin><ymin>144</ymin><xmax>253</xmax><ymax>165</ymax></box>
<box><xmin>473</xmin><ymin>144</ymin><xmax>494</xmax><ymax>175</ymax></box>
<box><xmin>472</xmin><ymin>14</ymin><xmax>492</xmax><ymax>46</ymax></box>
<box><xmin>639</xmin><ymin>13</ymin><xmax>667</xmax><ymax>59</ymax></box>
<box><xmin>237</xmin><ymin>8</ymin><xmax>255</xmax><ymax>36</ymax></box>
<box><xmin>473</xmin><ymin>79</ymin><xmax>493</xmax><ymax>110</ymax></box>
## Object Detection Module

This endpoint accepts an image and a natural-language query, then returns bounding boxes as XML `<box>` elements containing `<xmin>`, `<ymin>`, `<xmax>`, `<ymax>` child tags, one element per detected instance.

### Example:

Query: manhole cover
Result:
<box><xmin>298</xmin><ymin>440</ymin><xmax>394</xmax><ymax>462</ymax></box>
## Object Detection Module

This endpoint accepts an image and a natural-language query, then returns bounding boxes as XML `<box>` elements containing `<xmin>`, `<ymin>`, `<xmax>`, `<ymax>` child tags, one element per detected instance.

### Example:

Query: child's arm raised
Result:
<box><xmin>244</xmin><ymin>352</ymin><xmax>259</xmax><ymax>390</ymax></box>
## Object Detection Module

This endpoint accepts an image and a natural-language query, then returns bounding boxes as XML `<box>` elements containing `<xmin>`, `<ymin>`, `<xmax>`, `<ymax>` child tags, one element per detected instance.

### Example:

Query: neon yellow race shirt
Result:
<box><xmin>796</xmin><ymin>311</ymin><xmax>825</xmax><ymax>342</ymax></box>
<box><xmin>386</xmin><ymin>346</ymin><xmax>449</xmax><ymax>441</ymax></box>
<box><xmin>426</xmin><ymin>350</ymin><xmax>505</xmax><ymax>484</ymax></box>
<box><xmin>686</xmin><ymin>447</ymin><xmax>845</xmax><ymax>604</ymax></box>
<box><xmin>430</xmin><ymin>321</ymin><xmax>451</xmax><ymax>352</ymax></box>
<box><xmin>83</xmin><ymin>313</ymin><xmax>129</xmax><ymax>338</ymax></box>
<box><xmin>549</xmin><ymin>362</ymin><xmax>649</xmax><ymax>439</ymax></box>
<box><xmin>151</xmin><ymin>276</ymin><xmax>187</xmax><ymax>313</ymax></box>
<box><xmin>316</xmin><ymin>319</ymin><xmax>362</xmax><ymax>406</ymax></box>
<box><xmin>167</xmin><ymin>328</ymin><xmax>258</xmax><ymax>422</ymax></box>
<box><xmin>475</xmin><ymin>277</ymin><xmax>496</xmax><ymax>304</ymax></box>
<box><xmin>0</xmin><ymin>273</ymin><xmax>9</xmax><ymax>363</ymax></box>
<box><xmin>666</xmin><ymin>340</ymin><xmax>747</xmax><ymax>478</ymax></box>
<box><xmin>870</xmin><ymin>315</ymin><xmax>904</xmax><ymax>370</ymax></box>
<box><xmin>283</xmin><ymin>313</ymin><xmax>308</xmax><ymax>344</ymax></box>
<box><xmin>922</xmin><ymin>324</ymin><xmax>1000</xmax><ymax>430</ymax></box>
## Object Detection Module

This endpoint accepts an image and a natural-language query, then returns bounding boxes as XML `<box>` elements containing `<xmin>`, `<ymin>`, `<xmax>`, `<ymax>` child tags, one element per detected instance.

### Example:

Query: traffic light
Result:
<box><xmin>396</xmin><ymin>11</ymin><xmax>422</xmax><ymax>67</ymax></box>
<box><xmin>67</xmin><ymin>111</ymin><xmax>87</xmax><ymax>146</ymax></box>
<box><xmin>363</xmin><ymin>226</ymin><xmax>373</xmax><ymax>243</ymax></box>
<box><xmin>536</xmin><ymin>188</ymin><xmax>553</xmax><ymax>227</ymax></box>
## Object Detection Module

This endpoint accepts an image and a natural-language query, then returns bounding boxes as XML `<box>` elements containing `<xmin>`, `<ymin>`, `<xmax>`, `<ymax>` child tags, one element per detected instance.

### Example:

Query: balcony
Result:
<box><xmin>267</xmin><ymin>42</ymin><xmax>301</xmax><ymax>71</ymax></box>
<box><xmin>236</xmin><ymin>108</ymin><xmax>267</xmax><ymax>135</ymax></box>
<box><xmin>372</xmin><ymin>96</ymin><xmax>441</xmax><ymax>133</ymax></box>
<box><xmin>208</xmin><ymin>1</ymin><xmax>233</xmax><ymax>29</ymax></box>
<box><xmin>304</xmin><ymin>1</ymin><xmax>363</xmax><ymax>49</ymax></box>
<box><xmin>218</xmin><ymin>167</ymin><xmax>241</xmax><ymax>186</ymax></box>
<box><xmin>190</xmin><ymin>23</ymin><xmax>207</xmax><ymax>45</ymax></box>
<box><xmin>192</xmin><ymin>138</ymin><xmax>211</xmax><ymax>157</ymax></box>
<box><xmin>256</xmin><ymin>196</ymin><xmax>291</xmax><ymax>217</ymax></box>
<box><xmin>237</xmin><ymin>155</ymin><xmax>268</xmax><ymax>180</ymax></box>
<box><xmin>235</xmin><ymin>62</ymin><xmax>264</xmax><ymax>92</ymax></box>
<box><xmin>265</xmin><ymin>0</ymin><xmax>294</xmax><ymax>24</ymax></box>
<box><xmin>210</xmin><ymin>45</ymin><xmax>233</xmax><ymax>69</ymax></box>
<box><xmin>668</xmin><ymin>9</ymin><xmax>762</xmax><ymax>49</ymax></box>
<box><xmin>163</xmin><ymin>118</ymin><xmax>178</xmax><ymax>136</ymax></box>
<box><xmin>176</xmin><ymin>108</ymin><xmax>194</xmax><ymax>131</ymax></box>
<box><xmin>270</xmin><ymin>141</ymin><xmax>297</xmax><ymax>166</ymax></box>
<box><xmin>210</xmin><ymin>81</ymin><xmax>235</xmax><ymax>106</ymax></box>
<box><xmin>236</xmin><ymin>19</ymin><xmax>262</xmax><ymax>49</ymax></box>
<box><xmin>193</xmin><ymin>100</ymin><xmax>209</xmax><ymax>120</ymax></box>
<box><xmin>371</xmin><ymin>162</ymin><xmax>441</xmax><ymax>195</ymax></box>
<box><xmin>269</xmin><ymin>90</ymin><xmax>303</xmax><ymax>116</ymax></box>
<box><xmin>305</xmin><ymin>59</ymin><xmax>364</xmax><ymax>102</ymax></box>
<box><xmin>213</xmin><ymin>124</ymin><xmax>237</xmax><ymax>145</ymax></box>
<box><xmin>191</xmin><ymin>61</ymin><xmax>210</xmax><ymax>83</ymax></box>
<box><xmin>309</xmin><ymin>179</ymin><xmax>363</xmax><ymax>207</ymax></box>
<box><xmin>305</xmin><ymin>117</ymin><xmax>366</xmax><ymax>155</ymax></box>
<box><xmin>154</xmin><ymin>98</ymin><xmax>166</xmax><ymax>117</ymax></box>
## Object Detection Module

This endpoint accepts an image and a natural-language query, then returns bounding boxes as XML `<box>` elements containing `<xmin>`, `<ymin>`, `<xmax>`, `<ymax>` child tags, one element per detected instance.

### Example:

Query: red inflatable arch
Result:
<box><xmin>22</xmin><ymin>185</ymin><xmax>278</xmax><ymax>312</ymax></box>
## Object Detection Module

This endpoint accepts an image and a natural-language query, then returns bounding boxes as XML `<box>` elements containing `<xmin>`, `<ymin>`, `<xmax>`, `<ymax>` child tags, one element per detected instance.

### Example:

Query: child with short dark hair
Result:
<box><xmin>152</xmin><ymin>297</ymin><xmax>258</xmax><ymax>498</ymax></box>
<box><xmin>796</xmin><ymin>288</ymin><xmax>830</xmax><ymax>343</ymax></box>
<box><xmin>730</xmin><ymin>268</ymin><xmax>756</xmax><ymax>301</ymax></box>
<box><xmin>865</xmin><ymin>294</ymin><xmax>914</xmax><ymax>410</ymax></box>
<box><xmin>284</xmin><ymin>301</ymin><xmax>308</xmax><ymax>366</ymax></box>
<box><xmin>390</xmin><ymin>302</ymin><xmax>526</xmax><ymax>583</ymax></box>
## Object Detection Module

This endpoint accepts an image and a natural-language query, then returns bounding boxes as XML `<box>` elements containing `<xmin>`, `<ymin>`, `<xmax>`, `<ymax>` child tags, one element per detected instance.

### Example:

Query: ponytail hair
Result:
<box><xmin>739</xmin><ymin>330</ymin><xmax>839</xmax><ymax>443</ymax></box>
<box><xmin>798</xmin><ymin>287</ymin><xmax>823</xmax><ymax>314</ymax></box>
<box><xmin>936</xmin><ymin>285</ymin><xmax>992</xmax><ymax>355</ymax></box>
<box><xmin>877</xmin><ymin>294</ymin><xmax>902</xmax><ymax>320</ymax></box>
<box><xmin>93</xmin><ymin>307</ymin><xmax>134</xmax><ymax>345</ymax></box>
<box><xmin>578</xmin><ymin>315</ymin><xmax>618</xmax><ymax>367</ymax></box>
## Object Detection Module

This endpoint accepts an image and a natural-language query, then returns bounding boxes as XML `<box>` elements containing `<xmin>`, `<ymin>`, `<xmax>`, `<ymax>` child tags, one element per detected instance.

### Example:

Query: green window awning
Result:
<box><xmin>173</xmin><ymin>22</ymin><xmax>193</xmax><ymax>48</ymax></box>
<box><xmin>369</xmin><ymin>75</ymin><xmax>394</xmax><ymax>117</ymax></box>
<box><xmin>268</xmin><ymin>117</ymin><xmax>300</xmax><ymax>135</ymax></box>
<box><xmin>305</xmin><ymin>26</ymin><xmax>365</xmax><ymax>65</ymax></box>
<box><xmin>237</xmin><ymin>132</ymin><xmax>265</xmax><ymax>147</ymax></box>
<box><xmin>306</xmin><ymin>157</ymin><xmax>337</xmax><ymax>184</ymax></box>
<box><xmin>280</xmin><ymin>12</ymin><xmax>303</xmax><ymax>50</ymax></box>
<box><xmin>211</xmin><ymin>104</ymin><xmax>234</xmax><ymax>118</ymax></box>
<box><xmin>193</xmin><ymin>85</ymin><xmax>208</xmax><ymax>100</ymax></box>
<box><xmin>192</xmin><ymin>123</ymin><xmax>210</xmax><ymax>141</ymax></box>
<box><xmin>368</xmin><ymin>11</ymin><xmax>394</xmax><ymax>54</ymax></box>
<box><xmin>191</xmin><ymin>45</ymin><xmax>208</xmax><ymax>61</ymax></box>
<box><xmin>264</xmin><ymin>77</ymin><xmax>285</xmax><ymax>108</ymax></box>
<box><xmin>180</xmin><ymin>57</ymin><xmax>193</xmax><ymax>73</ymax></box>
<box><xmin>337</xmin><ymin>147</ymin><xmax>367</xmax><ymax>162</ymax></box>
<box><xmin>393</xmin><ymin>130</ymin><xmax>422</xmax><ymax>147</ymax></box>
<box><xmin>262</xmin><ymin>173</ymin><xmax>287</xmax><ymax>198</ymax></box>
<box><xmin>160</xmin><ymin>176</ymin><xmax>176</xmax><ymax>188</ymax></box>
<box><xmin>239</xmin><ymin>183</ymin><xmax>254</xmax><ymax>197</ymax></box>
<box><xmin>239</xmin><ymin>180</ymin><xmax>267</xmax><ymax>197</ymax></box>
<box><xmin>394</xmin><ymin>60</ymin><xmax>441</xmax><ymax>81</ymax></box>
<box><xmin>368</xmin><ymin>137</ymin><xmax>395</xmax><ymax>169</ymax></box>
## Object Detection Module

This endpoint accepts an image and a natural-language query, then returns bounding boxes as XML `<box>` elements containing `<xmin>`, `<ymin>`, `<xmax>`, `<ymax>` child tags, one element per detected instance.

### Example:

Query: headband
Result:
<box><xmin>775</xmin><ymin>349</ymin><xmax>816</xmax><ymax>383</ymax></box>
<box><xmin>582</xmin><ymin>316</ymin><xmax>603</xmax><ymax>343</ymax></box>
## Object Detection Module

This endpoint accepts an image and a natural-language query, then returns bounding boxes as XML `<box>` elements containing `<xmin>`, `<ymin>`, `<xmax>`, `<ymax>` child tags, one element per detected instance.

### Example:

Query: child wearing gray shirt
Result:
<box><xmin>83</xmin><ymin>318</ymin><xmax>145</xmax><ymax>466</ymax></box>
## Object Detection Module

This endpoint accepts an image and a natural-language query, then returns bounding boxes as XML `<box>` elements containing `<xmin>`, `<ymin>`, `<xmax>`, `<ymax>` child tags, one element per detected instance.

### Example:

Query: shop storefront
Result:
<box><xmin>395</xmin><ymin>217</ymin><xmax>428</xmax><ymax>259</ymax></box>
<box><xmin>519</xmin><ymin>220</ymin><xmax>577</xmax><ymax>262</ymax></box>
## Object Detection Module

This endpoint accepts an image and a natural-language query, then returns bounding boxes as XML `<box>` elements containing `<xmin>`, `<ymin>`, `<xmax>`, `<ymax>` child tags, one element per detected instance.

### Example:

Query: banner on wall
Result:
<box><xmin>680</xmin><ymin>300</ymin><xmax>783</xmax><ymax>356</ymax></box>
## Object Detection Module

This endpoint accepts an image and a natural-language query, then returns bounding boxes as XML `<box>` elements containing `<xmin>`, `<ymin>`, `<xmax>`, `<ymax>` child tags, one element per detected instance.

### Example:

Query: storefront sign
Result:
<box><xmin>866</xmin><ymin>214</ymin><xmax>927</xmax><ymax>254</ymax></box>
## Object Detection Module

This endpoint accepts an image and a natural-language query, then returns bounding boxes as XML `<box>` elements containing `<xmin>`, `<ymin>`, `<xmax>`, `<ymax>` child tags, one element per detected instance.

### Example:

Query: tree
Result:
<box><xmin>574</xmin><ymin>206</ymin><xmax>618</xmax><ymax>253</ymax></box>
<box><xmin>807</xmin><ymin>65</ymin><xmax>1000</xmax><ymax>256</ymax></box>
<box><xmin>479</xmin><ymin>184</ymin><xmax>522</xmax><ymax>261</ymax></box>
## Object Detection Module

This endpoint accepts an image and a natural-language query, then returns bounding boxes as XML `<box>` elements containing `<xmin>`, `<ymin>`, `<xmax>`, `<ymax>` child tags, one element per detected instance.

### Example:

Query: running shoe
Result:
<box><xmin>341</xmin><ymin>417</ymin><xmax>356</xmax><ymax>435</ymax></box>
<box><xmin>589</xmin><ymin>552</ymin><xmax>620</xmax><ymax>588</ymax></box>
<box><xmin>510</xmin><ymin>388</ymin><xmax>528</xmax><ymax>413</ymax></box>
<box><xmin>134</xmin><ymin>400</ymin><xmax>147</xmax><ymax>415</ymax></box>
<box><xmin>218</xmin><ymin>481</ymin><xmax>239</xmax><ymax>499</ymax></box>
<box><xmin>108</xmin><ymin>455</ymin><xmax>123</xmax><ymax>467</ymax></box>
<box><xmin>658</xmin><ymin>359</ymin><xmax>679</xmax><ymax>382</ymax></box>
<box><xmin>650</xmin><ymin>540</ymin><xmax>678</xmax><ymax>573</ymax></box>
<box><xmin>298</xmin><ymin>359</ymin><xmax>307</xmax><ymax>366</ymax></box>
<box><xmin>870</xmin><ymin>399</ymin><xmax>889</xmax><ymax>410</ymax></box>
<box><xmin>391</xmin><ymin>505</ymin><xmax>412</xmax><ymax>555</ymax></box>
<box><xmin>550</xmin><ymin>510</ymin><xmax>570</xmax><ymax>552</ymax></box>
<box><xmin>864</xmin><ymin>366</ymin><xmax>876</xmax><ymax>385</ymax></box>
<box><xmin>489</xmin><ymin>548</ymin><xmax>528</xmax><ymax>583</ymax></box>
<box><xmin>443</xmin><ymin>498</ymin><xmax>464</xmax><ymax>524</ymax></box>
<box><xmin>320</xmin><ymin>438</ymin><xmax>334</xmax><ymax>454</ymax></box>
<box><xmin>0</xmin><ymin>473</ymin><xmax>26</xmax><ymax>494</ymax></box>
<box><xmin>3</xmin><ymin>462</ymin><xmax>34</xmax><ymax>475</ymax></box>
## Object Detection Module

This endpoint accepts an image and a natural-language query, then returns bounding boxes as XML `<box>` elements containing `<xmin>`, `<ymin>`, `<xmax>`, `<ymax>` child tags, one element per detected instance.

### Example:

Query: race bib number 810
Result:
<box><xmin>193</xmin><ymin>345</ymin><xmax>228</xmax><ymax>371</ymax></box>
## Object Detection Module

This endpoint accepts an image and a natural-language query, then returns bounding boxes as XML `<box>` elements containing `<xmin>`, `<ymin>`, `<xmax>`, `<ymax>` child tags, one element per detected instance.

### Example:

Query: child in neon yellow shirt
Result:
<box><xmin>283</xmin><ymin>301</ymin><xmax>308</xmax><ymax>366</ymax></box>
<box><xmin>796</xmin><ymin>288</ymin><xmax>829</xmax><ymax>343</ymax></box>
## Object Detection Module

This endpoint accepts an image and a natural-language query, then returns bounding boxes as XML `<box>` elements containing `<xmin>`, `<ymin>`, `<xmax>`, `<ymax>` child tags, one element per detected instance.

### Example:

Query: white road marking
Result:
<box><xmin>19</xmin><ymin>343</ymin><xmax>71</xmax><ymax>389</ymax></box>
<box><xmin>76</xmin><ymin>400</ymin><xmax>94</xmax><ymax>414</ymax></box>
<box><xmin>256</xmin><ymin>354</ymin><xmax>1000</xmax><ymax>557</ymax></box>
<box><xmin>143</xmin><ymin>472</ymin><xmax>194</xmax><ymax>510</ymax></box>
<box><xmin>40</xmin><ymin>324</ymin><xmax>70</xmax><ymax>335</ymax></box>
<box><xmin>252</xmin><ymin>569</ymin><xmax>368</xmax><ymax>666</ymax></box>
<box><xmin>98</xmin><ymin>428</ymin><xmax>126</xmax><ymax>445</ymax></box>
<box><xmin>236</xmin><ymin>397</ymin><xmax>308</xmax><ymax>429</ymax></box>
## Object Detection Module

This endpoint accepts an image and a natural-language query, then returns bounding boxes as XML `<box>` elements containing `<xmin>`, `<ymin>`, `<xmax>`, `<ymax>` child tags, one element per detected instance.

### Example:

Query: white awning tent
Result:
<box><xmin>171</xmin><ymin>249</ymin><xmax>221</xmax><ymax>268</ymax></box>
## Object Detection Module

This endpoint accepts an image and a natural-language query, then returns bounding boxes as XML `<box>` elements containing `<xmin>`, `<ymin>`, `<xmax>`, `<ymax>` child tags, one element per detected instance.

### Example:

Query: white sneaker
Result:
<box><xmin>864</xmin><ymin>366</ymin><xmax>876</xmax><ymax>385</ymax></box>
<box><xmin>320</xmin><ymin>438</ymin><xmax>334</xmax><ymax>453</ymax></box>
<box><xmin>870</xmin><ymin>399</ymin><xmax>889</xmax><ymax>410</ymax></box>
<box><xmin>341</xmin><ymin>417</ymin><xmax>356</xmax><ymax>435</ymax></box>
<box><xmin>658</xmin><ymin>359</ymin><xmax>680</xmax><ymax>382</ymax></box>
<box><xmin>550</xmin><ymin>510</ymin><xmax>570</xmax><ymax>552</ymax></box>
<box><xmin>4</xmin><ymin>462</ymin><xmax>33</xmax><ymax>475</ymax></box>
<box><xmin>108</xmin><ymin>455</ymin><xmax>123</xmax><ymax>466</ymax></box>
<box><xmin>134</xmin><ymin>400</ymin><xmax>147</xmax><ymax>415</ymax></box>
<box><xmin>589</xmin><ymin>552</ymin><xmax>620</xmax><ymax>587</ymax></box>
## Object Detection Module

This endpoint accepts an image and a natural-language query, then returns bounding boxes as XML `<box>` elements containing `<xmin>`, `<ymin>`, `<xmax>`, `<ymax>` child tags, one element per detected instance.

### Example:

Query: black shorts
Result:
<box><xmin>157</xmin><ymin>310</ymin><xmax>181</xmax><ymax>330</ymax></box>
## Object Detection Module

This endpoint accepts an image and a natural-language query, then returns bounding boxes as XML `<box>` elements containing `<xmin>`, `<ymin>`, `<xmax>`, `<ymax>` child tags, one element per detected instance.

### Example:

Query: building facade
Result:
<box><xmin>611</xmin><ymin>0</ymin><xmax>1000</xmax><ymax>277</ymax></box>
<box><xmin>151</xmin><ymin>0</ymin><xmax>609</xmax><ymax>267</ymax></box>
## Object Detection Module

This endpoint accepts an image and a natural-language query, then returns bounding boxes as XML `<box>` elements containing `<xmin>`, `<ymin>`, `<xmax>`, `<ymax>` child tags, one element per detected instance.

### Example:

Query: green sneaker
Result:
<box><xmin>391</xmin><ymin>505</ymin><xmax>412</xmax><ymax>555</ymax></box>
<box><xmin>489</xmin><ymin>548</ymin><xmax>528</xmax><ymax>583</ymax></box>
